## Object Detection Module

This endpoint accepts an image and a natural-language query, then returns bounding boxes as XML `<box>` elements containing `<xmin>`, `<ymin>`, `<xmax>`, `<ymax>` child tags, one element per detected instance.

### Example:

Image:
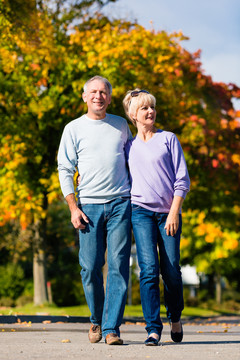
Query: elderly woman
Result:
<box><xmin>123</xmin><ymin>89</ymin><xmax>190</xmax><ymax>346</ymax></box>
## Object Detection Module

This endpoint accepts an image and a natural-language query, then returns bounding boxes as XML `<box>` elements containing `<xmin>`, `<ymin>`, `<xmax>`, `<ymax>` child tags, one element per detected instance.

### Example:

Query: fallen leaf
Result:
<box><xmin>61</xmin><ymin>339</ymin><xmax>71</xmax><ymax>343</ymax></box>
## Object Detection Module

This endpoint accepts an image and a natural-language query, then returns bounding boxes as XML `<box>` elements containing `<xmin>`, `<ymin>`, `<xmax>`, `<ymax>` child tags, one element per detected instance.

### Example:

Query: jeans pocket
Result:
<box><xmin>78</xmin><ymin>203</ymin><xmax>85</xmax><ymax>210</ymax></box>
<box><xmin>131</xmin><ymin>204</ymin><xmax>142</xmax><ymax>212</ymax></box>
<box><xmin>119</xmin><ymin>196</ymin><xmax>130</xmax><ymax>201</ymax></box>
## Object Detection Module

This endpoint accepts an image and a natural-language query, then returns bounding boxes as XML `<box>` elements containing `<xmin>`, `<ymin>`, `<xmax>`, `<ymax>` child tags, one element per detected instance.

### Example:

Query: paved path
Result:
<box><xmin>0</xmin><ymin>316</ymin><xmax>240</xmax><ymax>360</ymax></box>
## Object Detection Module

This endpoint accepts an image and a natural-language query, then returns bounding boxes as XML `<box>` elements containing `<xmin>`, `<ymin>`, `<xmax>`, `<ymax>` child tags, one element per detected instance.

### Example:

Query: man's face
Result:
<box><xmin>82</xmin><ymin>80</ymin><xmax>111</xmax><ymax>119</ymax></box>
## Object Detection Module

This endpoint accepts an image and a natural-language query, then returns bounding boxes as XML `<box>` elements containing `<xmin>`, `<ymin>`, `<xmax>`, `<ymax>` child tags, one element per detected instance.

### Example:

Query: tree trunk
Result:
<box><xmin>33</xmin><ymin>249</ymin><xmax>48</xmax><ymax>305</ymax></box>
<box><xmin>215</xmin><ymin>273</ymin><xmax>222</xmax><ymax>304</ymax></box>
<box><xmin>33</xmin><ymin>219</ymin><xmax>48</xmax><ymax>305</ymax></box>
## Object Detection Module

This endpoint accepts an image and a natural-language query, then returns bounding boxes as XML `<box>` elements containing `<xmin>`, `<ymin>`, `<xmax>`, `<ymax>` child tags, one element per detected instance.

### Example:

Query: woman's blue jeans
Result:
<box><xmin>131</xmin><ymin>204</ymin><xmax>184</xmax><ymax>336</ymax></box>
<box><xmin>79</xmin><ymin>198</ymin><xmax>131</xmax><ymax>338</ymax></box>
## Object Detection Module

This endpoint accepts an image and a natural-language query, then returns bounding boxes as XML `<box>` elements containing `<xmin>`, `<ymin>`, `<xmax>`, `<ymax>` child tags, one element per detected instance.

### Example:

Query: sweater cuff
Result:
<box><xmin>174</xmin><ymin>189</ymin><xmax>187</xmax><ymax>199</ymax></box>
<box><xmin>62</xmin><ymin>185</ymin><xmax>75</xmax><ymax>199</ymax></box>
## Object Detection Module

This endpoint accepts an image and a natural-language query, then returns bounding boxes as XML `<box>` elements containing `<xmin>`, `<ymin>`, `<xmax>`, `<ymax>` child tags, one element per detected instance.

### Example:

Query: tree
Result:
<box><xmin>0</xmin><ymin>3</ymin><xmax>239</xmax><ymax>304</ymax></box>
<box><xmin>0</xmin><ymin>0</ymin><xmax>117</xmax><ymax>305</ymax></box>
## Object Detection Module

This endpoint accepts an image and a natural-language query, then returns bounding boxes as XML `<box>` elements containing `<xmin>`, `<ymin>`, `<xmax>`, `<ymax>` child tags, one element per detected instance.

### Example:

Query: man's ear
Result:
<box><xmin>108</xmin><ymin>95</ymin><xmax>112</xmax><ymax>105</ymax></box>
<box><xmin>82</xmin><ymin>92</ymin><xmax>87</xmax><ymax>103</ymax></box>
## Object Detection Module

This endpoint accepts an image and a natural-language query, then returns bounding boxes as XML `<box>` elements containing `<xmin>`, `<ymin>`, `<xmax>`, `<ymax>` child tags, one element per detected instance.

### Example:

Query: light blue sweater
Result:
<box><xmin>57</xmin><ymin>114</ymin><xmax>132</xmax><ymax>203</ymax></box>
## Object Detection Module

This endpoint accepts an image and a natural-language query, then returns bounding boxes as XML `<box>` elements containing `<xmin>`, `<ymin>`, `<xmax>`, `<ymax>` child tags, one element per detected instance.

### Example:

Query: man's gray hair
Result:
<box><xmin>83</xmin><ymin>76</ymin><xmax>112</xmax><ymax>94</ymax></box>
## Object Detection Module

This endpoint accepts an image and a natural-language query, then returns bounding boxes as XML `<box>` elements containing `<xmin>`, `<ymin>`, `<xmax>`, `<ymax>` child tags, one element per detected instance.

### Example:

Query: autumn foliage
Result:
<box><xmin>0</xmin><ymin>0</ymin><xmax>239</xmax><ymax>303</ymax></box>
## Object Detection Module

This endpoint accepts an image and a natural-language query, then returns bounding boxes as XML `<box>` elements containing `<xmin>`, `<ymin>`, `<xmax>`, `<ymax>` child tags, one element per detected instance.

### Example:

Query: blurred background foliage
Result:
<box><xmin>0</xmin><ymin>0</ymin><xmax>239</xmax><ymax>311</ymax></box>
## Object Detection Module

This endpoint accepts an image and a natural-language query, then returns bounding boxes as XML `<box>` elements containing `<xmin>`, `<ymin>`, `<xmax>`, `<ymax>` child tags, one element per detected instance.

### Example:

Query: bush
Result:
<box><xmin>222</xmin><ymin>289</ymin><xmax>240</xmax><ymax>303</ymax></box>
<box><xmin>131</xmin><ymin>280</ymin><xmax>141</xmax><ymax>305</ymax></box>
<box><xmin>22</xmin><ymin>281</ymin><xmax>34</xmax><ymax>297</ymax></box>
<box><xmin>183</xmin><ymin>287</ymin><xmax>199</xmax><ymax>307</ymax></box>
<box><xmin>222</xmin><ymin>300</ymin><xmax>240</xmax><ymax>312</ymax></box>
<box><xmin>0</xmin><ymin>263</ymin><xmax>25</xmax><ymax>300</ymax></box>
<box><xmin>48</xmin><ymin>248</ymin><xmax>86</xmax><ymax>306</ymax></box>
<box><xmin>51</xmin><ymin>275</ymin><xmax>86</xmax><ymax>306</ymax></box>
<box><xmin>0</xmin><ymin>297</ymin><xmax>15</xmax><ymax>307</ymax></box>
<box><xmin>15</xmin><ymin>295</ymin><xmax>33</xmax><ymax>307</ymax></box>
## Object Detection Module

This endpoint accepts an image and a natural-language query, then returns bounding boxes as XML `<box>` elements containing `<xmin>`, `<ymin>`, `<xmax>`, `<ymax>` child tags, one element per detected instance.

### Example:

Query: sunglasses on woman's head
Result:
<box><xmin>131</xmin><ymin>90</ymin><xmax>150</xmax><ymax>97</ymax></box>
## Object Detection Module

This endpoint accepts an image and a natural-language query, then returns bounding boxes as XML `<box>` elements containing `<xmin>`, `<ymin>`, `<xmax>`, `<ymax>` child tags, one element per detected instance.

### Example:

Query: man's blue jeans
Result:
<box><xmin>79</xmin><ymin>198</ymin><xmax>131</xmax><ymax>338</ymax></box>
<box><xmin>131</xmin><ymin>204</ymin><xmax>184</xmax><ymax>336</ymax></box>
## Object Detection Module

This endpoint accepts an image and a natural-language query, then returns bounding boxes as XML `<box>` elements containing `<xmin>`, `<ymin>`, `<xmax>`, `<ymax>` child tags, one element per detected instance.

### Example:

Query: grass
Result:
<box><xmin>125</xmin><ymin>305</ymin><xmax>224</xmax><ymax>318</ymax></box>
<box><xmin>0</xmin><ymin>303</ymin><xmax>230</xmax><ymax>319</ymax></box>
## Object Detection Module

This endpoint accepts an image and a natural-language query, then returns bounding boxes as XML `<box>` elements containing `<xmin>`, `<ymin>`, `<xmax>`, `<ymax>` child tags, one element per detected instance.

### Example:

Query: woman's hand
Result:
<box><xmin>164</xmin><ymin>195</ymin><xmax>184</xmax><ymax>236</ymax></box>
<box><xmin>76</xmin><ymin>174</ymin><xmax>81</xmax><ymax>186</ymax></box>
<box><xmin>164</xmin><ymin>212</ymin><xmax>179</xmax><ymax>236</ymax></box>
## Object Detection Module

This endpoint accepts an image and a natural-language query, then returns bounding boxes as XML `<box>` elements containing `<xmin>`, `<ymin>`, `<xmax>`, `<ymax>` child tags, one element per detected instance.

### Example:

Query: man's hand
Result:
<box><xmin>65</xmin><ymin>193</ymin><xmax>89</xmax><ymax>230</ymax></box>
<box><xmin>71</xmin><ymin>207</ymin><xmax>89</xmax><ymax>230</ymax></box>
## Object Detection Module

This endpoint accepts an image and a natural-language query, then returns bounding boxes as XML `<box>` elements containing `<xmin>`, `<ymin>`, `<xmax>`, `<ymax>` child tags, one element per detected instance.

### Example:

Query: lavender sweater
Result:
<box><xmin>125</xmin><ymin>130</ymin><xmax>190</xmax><ymax>213</ymax></box>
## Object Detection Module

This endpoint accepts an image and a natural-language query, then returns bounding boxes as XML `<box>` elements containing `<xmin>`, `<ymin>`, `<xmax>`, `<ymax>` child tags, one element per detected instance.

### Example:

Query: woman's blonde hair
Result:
<box><xmin>123</xmin><ymin>88</ymin><xmax>156</xmax><ymax>126</ymax></box>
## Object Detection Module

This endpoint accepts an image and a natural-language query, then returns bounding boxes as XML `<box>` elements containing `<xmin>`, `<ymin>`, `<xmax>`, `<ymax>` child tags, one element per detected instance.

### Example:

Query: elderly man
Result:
<box><xmin>57</xmin><ymin>76</ymin><xmax>132</xmax><ymax>345</ymax></box>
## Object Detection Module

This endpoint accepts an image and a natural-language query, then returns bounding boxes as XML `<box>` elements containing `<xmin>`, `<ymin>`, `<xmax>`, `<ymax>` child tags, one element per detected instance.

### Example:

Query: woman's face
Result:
<box><xmin>136</xmin><ymin>103</ymin><xmax>156</xmax><ymax>127</ymax></box>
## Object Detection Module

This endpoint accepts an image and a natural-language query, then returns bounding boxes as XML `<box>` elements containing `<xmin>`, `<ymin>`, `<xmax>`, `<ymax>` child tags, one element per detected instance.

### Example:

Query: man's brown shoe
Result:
<box><xmin>105</xmin><ymin>333</ymin><xmax>123</xmax><ymax>345</ymax></box>
<box><xmin>88</xmin><ymin>324</ymin><xmax>102</xmax><ymax>343</ymax></box>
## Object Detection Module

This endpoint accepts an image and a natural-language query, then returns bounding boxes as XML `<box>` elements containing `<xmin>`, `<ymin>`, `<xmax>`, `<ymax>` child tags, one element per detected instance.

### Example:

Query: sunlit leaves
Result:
<box><xmin>0</xmin><ymin>135</ymin><xmax>62</xmax><ymax>230</ymax></box>
<box><xmin>181</xmin><ymin>210</ymin><xmax>239</xmax><ymax>273</ymax></box>
<box><xmin>0</xmin><ymin>3</ymin><xmax>239</xmax><ymax>281</ymax></box>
